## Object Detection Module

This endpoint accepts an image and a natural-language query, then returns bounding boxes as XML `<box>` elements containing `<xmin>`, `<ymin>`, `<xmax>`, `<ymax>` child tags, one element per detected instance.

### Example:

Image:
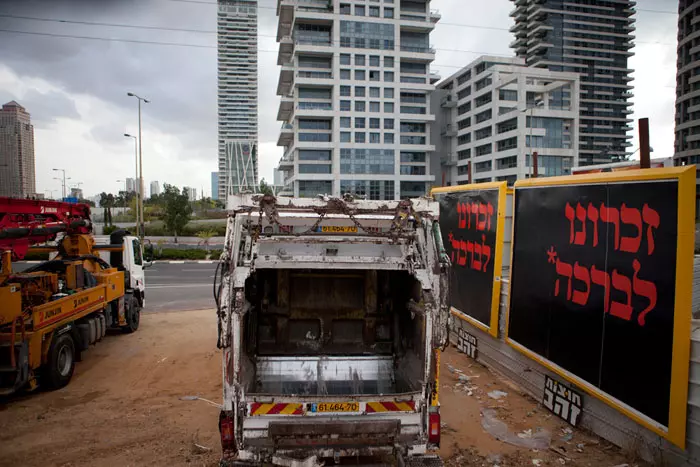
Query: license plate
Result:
<box><xmin>320</xmin><ymin>226</ymin><xmax>358</xmax><ymax>233</ymax></box>
<box><xmin>312</xmin><ymin>402</ymin><xmax>360</xmax><ymax>413</ymax></box>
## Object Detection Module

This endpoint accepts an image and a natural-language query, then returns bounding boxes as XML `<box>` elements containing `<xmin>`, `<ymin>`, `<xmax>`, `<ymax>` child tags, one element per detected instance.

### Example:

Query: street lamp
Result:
<box><xmin>52</xmin><ymin>168</ymin><xmax>67</xmax><ymax>199</ymax></box>
<box><xmin>124</xmin><ymin>133</ymin><xmax>139</xmax><ymax>227</ymax></box>
<box><xmin>127</xmin><ymin>92</ymin><xmax>149</xmax><ymax>240</ymax></box>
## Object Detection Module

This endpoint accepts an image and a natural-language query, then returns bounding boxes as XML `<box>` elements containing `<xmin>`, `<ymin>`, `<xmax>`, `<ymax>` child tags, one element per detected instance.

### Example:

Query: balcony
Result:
<box><xmin>277</xmin><ymin>93</ymin><xmax>294</xmax><ymax>121</ymax></box>
<box><xmin>277</xmin><ymin>36</ymin><xmax>294</xmax><ymax>66</ymax></box>
<box><xmin>276</xmin><ymin>64</ymin><xmax>295</xmax><ymax>96</ymax></box>
<box><xmin>441</xmin><ymin>94</ymin><xmax>457</xmax><ymax>108</ymax></box>
<box><xmin>441</xmin><ymin>124</ymin><xmax>457</xmax><ymax>137</ymax></box>
<box><xmin>441</xmin><ymin>152</ymin><xmax>457</xmax><ymax>166</ymax></box>
<box><xmin>429</xmin><ymin>71</ymin><xmax>441</xmax><ymax>84</ymax></box>
<box><xmin>430</xmin><ymin>9</ymin><xmax>441</xmax><ymax>22</ymax></box>
<box><xmin>277</xmin><ymin>123</ymin><xmax>294</xmax><ymax>146</ymax></box>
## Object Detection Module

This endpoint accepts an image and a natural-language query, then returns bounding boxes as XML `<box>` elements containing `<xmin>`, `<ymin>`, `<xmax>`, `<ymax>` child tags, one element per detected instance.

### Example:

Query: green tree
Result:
<box><xmin>162</xmin><ymin>184</ymin><xmax>192</xmax><ymax>243</ymax></box>
<box><xmin>99</xmin><ymin>192</ymin><xmax>115</xmax><ymax>226</ymax></box>
<box><xmin>259</xmin><ymin>178</ymin><xmax>274</xmax><ymax>196</ymax></box>
<box><xmin>196</xmin><ymin>229</ymin><xmax>216</xmax><ymax>253</ymax></box>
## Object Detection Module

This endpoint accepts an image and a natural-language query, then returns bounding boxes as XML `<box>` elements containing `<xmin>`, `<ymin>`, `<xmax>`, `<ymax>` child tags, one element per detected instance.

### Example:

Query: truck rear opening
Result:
<box><xmin>216</xmin><ymin>195</ymin><xmax>450</xmax><ymax>467</ymax></box>
<box><xmin>242</xmin><ymin>269</ymin><xmax>425</xmax><ymax>397</ymax></box>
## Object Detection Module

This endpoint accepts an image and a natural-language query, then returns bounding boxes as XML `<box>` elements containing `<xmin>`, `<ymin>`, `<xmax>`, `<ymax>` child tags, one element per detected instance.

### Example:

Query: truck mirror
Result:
<box><xmin>143</xmin><ymin>244</ymin><xmax>154</xmax><ymax>263</ymax></box>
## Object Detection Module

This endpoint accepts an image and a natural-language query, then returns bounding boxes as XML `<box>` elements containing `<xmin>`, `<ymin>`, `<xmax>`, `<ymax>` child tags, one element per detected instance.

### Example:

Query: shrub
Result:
<box><xmin>154</xmin><ymin>248</ymin><xmax>208</xmax><ymax>260</ymax></box>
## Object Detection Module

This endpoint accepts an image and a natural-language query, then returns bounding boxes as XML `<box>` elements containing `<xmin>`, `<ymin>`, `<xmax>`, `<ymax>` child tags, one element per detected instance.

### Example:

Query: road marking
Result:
<box><xmin>147</xmin><ymin>284</ymin><xmax>211</xmax><ymax>289</ymax></box>
<box><xmin>25</xmin><ymin>261</ymin><xmax>41</xmax><ymax>264</ymax></box>
<box><xmin>169</xmin><ymin>261</ymin><xmax>185</xmax><ymax>264</ymax></box>
<box><xmin>198</xmin><ymin>260</ymin><xmax>214</xmax><ymax>264</ymax></box>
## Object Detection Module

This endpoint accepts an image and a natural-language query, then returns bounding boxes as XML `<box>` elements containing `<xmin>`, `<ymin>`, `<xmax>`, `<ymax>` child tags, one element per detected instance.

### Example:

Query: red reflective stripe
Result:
<box><xmin>366</xmin><ymin>404</ymin><xmax>376</xmax><ymax>413</ymax></box>
<box><xmin>250</xmin><ymin>403</ymin><xmax>261</xmax><ymax>414</ymax></box>
<box><xmin>293</xmin><ymin>406</ymin><xmax>303</xmax><ymax>415</ymax></box>
<box><xmin>267</xmin><ymin>404</ymin><xmax>284</xmax><ymax>415</ymax></box>
<box><xmin>383</xmin><ymin>402</ymin><xmax>399</xmax><ymax>411</ymax></box>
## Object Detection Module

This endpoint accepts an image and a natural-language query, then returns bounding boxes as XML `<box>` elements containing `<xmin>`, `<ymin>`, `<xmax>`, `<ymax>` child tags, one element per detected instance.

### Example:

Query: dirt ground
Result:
<box><xmin>0</xmin><ymin>310</ymin><xmax>639</xmax><ymax>467</ymax></box>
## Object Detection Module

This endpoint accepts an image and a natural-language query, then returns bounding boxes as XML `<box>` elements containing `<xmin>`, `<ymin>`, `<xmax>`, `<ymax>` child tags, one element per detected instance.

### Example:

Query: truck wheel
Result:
<box><xmin>43</xmin><ymin>333</ymin><xmax>76</xmax><ymax>389</ymax></box>
<box><xmin>122</xmin><ymin>296</ymin><xmax>140</xmax><ymax>333</ymax></box>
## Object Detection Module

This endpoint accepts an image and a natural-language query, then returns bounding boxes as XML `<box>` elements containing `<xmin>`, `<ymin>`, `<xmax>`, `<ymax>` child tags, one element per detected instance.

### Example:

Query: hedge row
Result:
<box><xmin>108</xmin><ymin>223</ymin><xmax>227</xmax><ymax>237</ymax></box>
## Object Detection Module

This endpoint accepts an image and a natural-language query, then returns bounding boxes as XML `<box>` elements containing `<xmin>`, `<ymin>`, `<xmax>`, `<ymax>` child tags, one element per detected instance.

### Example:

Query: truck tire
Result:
<box><xmin>43</xmin><ymin>333</ymin><xmax>76</xmax><ymax>389</ymax></box>
<box><xmin>122</xmin><ymin>296</ymin><xmax>140</xmax><ymax>333</ymax></box>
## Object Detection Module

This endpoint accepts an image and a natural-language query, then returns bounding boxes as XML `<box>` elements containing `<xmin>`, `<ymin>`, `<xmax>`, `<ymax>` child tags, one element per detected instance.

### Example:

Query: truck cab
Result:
<box><xmin>216</xmin><ymin>195</ymin><xmax>450</xmax><ymax>467</ymax></box>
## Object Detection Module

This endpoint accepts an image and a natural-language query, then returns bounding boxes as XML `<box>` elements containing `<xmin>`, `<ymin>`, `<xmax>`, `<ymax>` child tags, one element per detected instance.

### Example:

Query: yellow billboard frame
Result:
<box><xmin>505</xmin><ymin>167</ymin><xmax>695</xmax><ymax>449</ymax></box>
<box><xmin>432</xmin><ymin>181</ymin><xmax>508</xmax><ymax>338</ymax></box>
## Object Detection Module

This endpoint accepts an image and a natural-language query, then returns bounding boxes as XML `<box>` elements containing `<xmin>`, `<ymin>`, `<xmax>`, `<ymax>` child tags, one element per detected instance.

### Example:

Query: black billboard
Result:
<box><xmin>434</xmin><ymin>183</ymin><xmax>505</xmax><ymax>335</ymax></box>
<box><xmin>507</xmin><ymin>170</ymin><xmax>695</xmax><ymax>446</ymax></box>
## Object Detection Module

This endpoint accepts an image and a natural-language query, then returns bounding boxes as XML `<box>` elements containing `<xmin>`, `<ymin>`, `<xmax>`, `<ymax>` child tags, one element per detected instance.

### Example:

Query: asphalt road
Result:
<box><xmin>11</xmin><ymin>261</ymin><xmax>217</xmax><ymax>313</ymax></box>
<box><xmin>144</xmin><ymin>261</ymin><xmax>217</xmax><ymax>312</ymax></box>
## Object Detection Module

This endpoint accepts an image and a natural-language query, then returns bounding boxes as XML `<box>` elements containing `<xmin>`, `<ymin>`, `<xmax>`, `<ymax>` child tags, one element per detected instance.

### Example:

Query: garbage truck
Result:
<box><xmin>215</xmin><ymin>194</ymin><xmax>450</xmax><ymax>467</ymax></box>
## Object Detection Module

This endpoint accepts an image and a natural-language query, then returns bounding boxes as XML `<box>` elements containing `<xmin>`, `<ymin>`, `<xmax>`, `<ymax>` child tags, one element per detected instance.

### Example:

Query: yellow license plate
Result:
<box><xmin>313</xmin><ymin>402</ymin><xmax>360</xmax><ymax>413</ymax></box>
<box><xmin>321</xmin><ymin>226</ymin><xmax>358</xmax><ymax>233</ymax></box>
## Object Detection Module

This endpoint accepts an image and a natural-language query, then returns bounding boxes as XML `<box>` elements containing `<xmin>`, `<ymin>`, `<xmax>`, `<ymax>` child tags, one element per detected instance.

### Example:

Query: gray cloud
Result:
<box><xmin>0</xmin><ymin>88</ymin><xmax>80</xmax><ymax>128</ymax></box>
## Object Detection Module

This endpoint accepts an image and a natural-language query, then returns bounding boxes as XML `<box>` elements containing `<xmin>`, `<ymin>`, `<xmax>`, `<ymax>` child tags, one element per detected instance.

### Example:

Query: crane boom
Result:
<box><xmin>0</xmin><ymin>197</ymin><xmax>92</xmax><ymax>261</ymax></box>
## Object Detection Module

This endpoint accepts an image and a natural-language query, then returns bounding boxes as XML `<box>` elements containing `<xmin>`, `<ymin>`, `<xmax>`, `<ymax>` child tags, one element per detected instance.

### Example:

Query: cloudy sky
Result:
<box><xmin>0</xmin><ymin>0</ymin><xmax>678</xmax><ymax>199</ymax></box>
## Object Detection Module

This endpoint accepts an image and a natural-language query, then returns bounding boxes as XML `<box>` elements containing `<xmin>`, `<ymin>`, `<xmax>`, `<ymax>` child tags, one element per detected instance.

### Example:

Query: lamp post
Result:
<box><xmin>52</xmin><ymin>168</ymin><xmax>67</xmax><ymax>199</ymax></box>
<box><xmin>126</xmin><ymin>92</ymin><xmax>149</xmax><ymax>240</ymax></box>
<box><xmin>124</xmin><ymin>133</ymin><xmax>139</xmax><ymax>228</ymax></box>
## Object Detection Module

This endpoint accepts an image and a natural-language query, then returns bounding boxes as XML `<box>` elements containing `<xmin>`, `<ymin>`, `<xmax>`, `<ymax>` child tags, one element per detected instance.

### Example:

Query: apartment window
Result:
<box><xmin>499</xmin><ymin>89</ymin><xmax>517</xmax><ymax>101</ymax></box>
<box><xmin>340</xmin><ymin>20</ymin><xmax>395</xmax><ymax>50</ymax></box>
<box><xmin>384</xmin><ymin>133</ymin><xmax>395</xmax><ymax>143</ymax></box>
<box><xmin>457</xmin><ymin>70</ymin><xmax>471</xmax><ymax>85</ymax></box>
<box><xmin>457</xmin><ymin>164</ymin><xmax>470</xmax><ymax>176</ymax></box>
<box><xmin>370</xmin><ymin>55</ymin><xmax>380</xmax><ymax>67</ymax></box>
<box><xmin>384</xmin><ymin>7</ymin><xmax>394</xmax><ymax>18</ymax></box>
<box><xmin>370</xmin><ymin>101</ymin><xmax>380</xmax><ymax>112</ymax></box>
<box><xmin>457</xmin><ymin>86</ymin><xmax>471</xmax><ymax>100</ymax></box>
<box><xmin>355</xmin><ymin>117</ymin><xmax>366</xmax><ymax>128</ymax></box>
<box><xmin>400</xmin><ymin>106</ymin><xmax>425</xmax><ymax>114</ymax></box>
<box><xmin>384</xmin><ymin>102</ymin><xmax>394</xmax><ymax>113</ymax></box>
<box><xmin>400</xmin><ymin>135</ymin><xmax>426</xmax><ymax>145</ymax></box>
<box><xmin>370</xmin><ymin>118</ymin><xmax>381</xmax><ymax>129</ymax></box>
<box><xmin>457</xmin><ymin>102</ymin><xmax>471</xmax><ymax>115</ymax></box>
<box><xmin>369</xmin><ymin>70</ymin><xmax>381</xmax><ymax>81</ymax></box>
<box><xmin>340</xmin><ymin>131</ymin><xmax>351</xmax><ymax>142</ymax></box>
<box><xmin>400</xmin><ymin>92</ymin><xmax>425</xmax><ymax>104</ymax></box>
<box><xmin>457</xmin><ymin>149</ymin><xmax>471</xmax><ymax>160</ymax></box>
<box><xmin>340</xmin><ymin>100</ymin><xmax>351</xmax><ymax>111</ymax></box>
<box><xmin>458</xmin><ymin>117</ymin><xmax>471</xmax><ymax>130</ymax></box>
<box><xmin>299</xmin><ymin>133</ymin><xmax>332</xmax><ymax>142</ymax></box>
<box><xmin>299</xmin><ymin>119</ymin><xmax>332</xmax><ymax>130</ymax></box>
<box><xmin>369</xmin><ymin>6</ymin><xmax>380</xmax><ymax>17</ymax></box>
<box><xmin>475</xmin><ymin>77</ymin><xmax>492</xmax><ymax>91</ymax></box>
<box><xmin>355</xmin><ymin>132</ymin><xmax>366</xmax><ymax>143</ymax></box>
<box><xmin>355</xmin><ymin>5</ymin><xmax>365</xmax><ymax>16</ymax></box>
<box><xmin>400</xmin><ymin>166</ymin><xmax>426</xmax><ymax>175</ymax></box>
<box><xmin>475</xmin><ymin>143</ymin><xmax>492</xmax><ymax>156</ymax></box>
<box><xmin>340</xmin><ymin>54</ymin><xmax>351</xmax><ymax>65</ymax></box>
<box><xmin>355</xmin><ymin>101</ymin><xmax>366</xmax><ymax>111</ymax></box>
<box><xmin>384</xmin><ymin>56</ymin><xmax>394</xmax><ymax>68</ymax></box>
<box><xmin>355</xmin><ymin>54</ymin><xmax>366</xmax><ymax>66</ymax></box>
<box><xmin>299</xmin><ymin>164</ymin><xmax>332</xmax><ymax>174</ymax></box>
<box><xmin>400</xmin><ymin>152</ymin><xmax>426</xmax><ymax>163</ymax></box>
<box><xmin>384</xmin><ymin>118</ymin><xmax>394</xmax><ymax>129</ymax></box>
<box><xmin>384</xmin><ymin>71</ymin><xmax>395</xmax><ymax>82</ymax></box>
<box><xmin>340</xmin><ymin>117</ymin><xmax>351</xmax><ymax>128</ymax></box>
<box><xmin>370</xmin><ymin>132</ymin><xmax>381</xmax><ymax>143</ymax></box>
<box><xmin>400</xmin><ymin>122</ymin><xmax>426</xmax><ymax>133</ymax></box>
<box><xmin>299</xmin><ymin>88</ymin><xmax>332</xmax><ymax>99</ymax></box>
<box><xmin>475</xmin><ymin>92</ymin><xmax>492</xmax><ymax>108</ymax></box>
<box><xmin>355</xmin><ymin>86</ymin><xmax>366</xmax><ymax>97</ymax></box>
<box><xmin>355</xmin><ymin>70</ymin><xmax>366</xmax><ymax>80</ymax></box>
<box><xmin>299</xmin><ymin>150</ymin><xmax>332</xmax><ymax>161</ymax></box>
<box><xmin>475</xmin><ymin>126</ymin><xmax>492</xmax><ymax>140</ymax></box>
<box><xmin>475</xmin><ymin>109</ymin><xmax>492</xmax><ymax>124</ymax></box>
<box><xmin>497</xmin><ymin>155</ymin><xmax>518</xmax><ymax>169</ymax></box>
<box><xmin>497</xmin><ymin>118</ymin><xmax>517</xmax><ymax>134</ymax></box>
<box><xmin>340</xmin><ymin>3</ymin><xmax>351</xmax><ymax>14</ymax></box>
<box><xmin>384</xmin><ymin>88</ymin><xmax>394</xmax><ymax>99</ymax></box>
<box><xmin>299</xmin><ymin>181</ymin><xmax>333</xmax><ymax>197</ymax></box>
<box><xmin>340</xmin><ymin>69</ymin><xmax>351</xmax><ymax>80</ymax></box>
<box><xmin>458</xmin><ymin>133</ymin><xmax>471</xmax><ymax>145</ymax></box>
<box><xmin>474</xmin><ymin>161</ymin><xmax>492</xmax><ymax>173</ymax></box>
<box><xmin>370</xmin><ymin>87</ymin><xmax>380</xmax><ymax>97</ymax></box>
<box><xmin>340</xmin><ymin>85</ymin><xmax>351</xmax><ymax>97</ymax></box>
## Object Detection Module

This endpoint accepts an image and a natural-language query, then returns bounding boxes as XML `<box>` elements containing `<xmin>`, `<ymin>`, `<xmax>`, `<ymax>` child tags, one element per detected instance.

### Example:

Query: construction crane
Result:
<box><xmin>0</xmin><ymin>197</ymin><xmax>147</xmax><ymax>395</ymax></box>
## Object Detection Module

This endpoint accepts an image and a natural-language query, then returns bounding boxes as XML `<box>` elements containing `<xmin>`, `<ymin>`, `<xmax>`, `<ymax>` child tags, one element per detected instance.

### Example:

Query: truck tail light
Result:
<box><xmin>428</xmin><ymin>411</ymin><xmax>440</xmax><ymax>447</ymax></box>
<box><xmin>219</xmin><ymin>412</ymin><xmax>236</xmax><ymax>451</ymax></box>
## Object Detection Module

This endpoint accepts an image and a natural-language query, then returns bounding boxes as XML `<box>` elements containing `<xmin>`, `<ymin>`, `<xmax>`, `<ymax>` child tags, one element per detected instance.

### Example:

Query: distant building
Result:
<box><xmin>184</xmin><ymin>186</ymin><xmax>197</xmax><ymax>200</ymax></box>
<box><xmin>150</xmin><ymin>181</ymin><xmax>160</xmax><ymax>197</ymax></box>
<box><xmin>0</xmin><ymin>101</ymin><xmax>35</xmax><ymax>198</ymax></box>
<box><xmin>218</xmin><ymin>0</ymin><xmax>258</xmax><ymax>198</ymax></box>
<box><xmin>70</xmin><ymin>187</ymin><xmax>83</xmax><ymax>200</ymax></box>
<box><xmin>433</xmin><ymin>56</ymin><xmax>580</xmax><ymax>186</ymax></box>
<box><xmin>126</xmin><ymin>178</ymin><xmax>136</xmax><ymax>193</ymax></box>
<box><xmin>211</xmin><ymin>172</ymin><xmax>219</xmax><ymax>200</ymax></box>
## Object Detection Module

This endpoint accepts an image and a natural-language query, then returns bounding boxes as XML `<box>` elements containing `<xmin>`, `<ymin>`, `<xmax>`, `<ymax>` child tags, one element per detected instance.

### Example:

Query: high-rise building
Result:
<box><xmin>184</xmin><ymin>186</ymin><xmax>197</xmax><ymax>200</ymax></box>
<box><xmin>675</xmin><ymin>1</ymin><xmax>700</xmax><ymax>166</ymax></box>
<box><xmin>211</xmin><ymin>172</ymin><xmax>219</xmax><ymax>200</ymax></box>
<box><xmin>218</xmin><ymin>0</ymin><xmax>258</xmax><ymax>199</ymax></box>
<box><xmin>509</xmin><ymin>0</ymin><xmax>635</xmax><ymax>165</ymax></box>
<box><xmin>433</xmin><ymin>56</ymin><xmax>580</xmax><ymax>186</ymax></box>
<box><xmin>150</xmin><ymin>181</ymin><xmax>160</xmax><ymax>197</ymax></box>
<box><xmin>275</xmin><ymin>0</ymin><xmax>440</xmax><ymax>199</ymax></box>
<box><xmin>126</xmin><ymin>178</ymin><xmax>136</xmax><ymax>193</ymax></box>
<box><xmin>0</xmin><ymin>101</ymin><xmax>35</xmax><ymax>198</ymax></box>
<box><xmin>70</xmin><ymin>187</ymin><xmax>84</xmax><ymax>200</ymax></box>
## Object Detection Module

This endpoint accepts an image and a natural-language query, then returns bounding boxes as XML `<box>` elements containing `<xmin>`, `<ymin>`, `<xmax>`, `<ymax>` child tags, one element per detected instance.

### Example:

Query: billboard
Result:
<box><xmin>507</xmin><ymin>167</ymin><xmax>696</xmax><ymax>448</ymax></box>
<box><xmin>433</xmin><ymin>182</ymin><xmax>507</xmax><ymax>337</ymax></box>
